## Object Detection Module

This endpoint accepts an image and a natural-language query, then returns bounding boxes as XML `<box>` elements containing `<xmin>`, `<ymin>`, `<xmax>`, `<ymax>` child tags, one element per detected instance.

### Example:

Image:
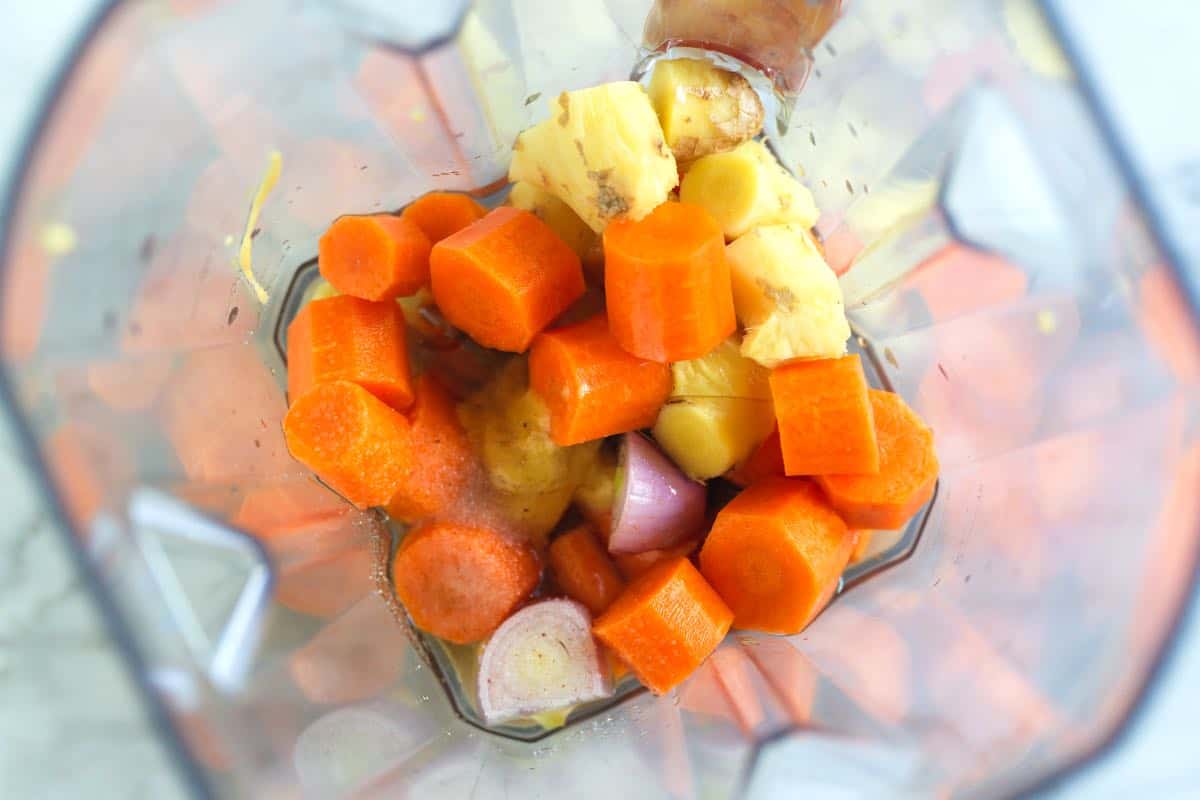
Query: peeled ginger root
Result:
<box><xmin>509</xmin><ymin>82</ymin><xmax>678</xmax><ymax>233</ymax></box>
<box><xmin>647</xmin><ymin>58</ymin><xmax>764</xmax><ymax>162</ymax></box>
<box><xmin>680</xmin><ymin>140</ymin><xmax>818</xmax><ymax>239</ymax></box>
<box><xmin>508</xmin><ymin>181</ymin><xmax>601</xmax><ymax>269</ymax></box>
<box><xmin>725</xmin><ymin>223</ymin><xmax>850</xmax><ymax>367</ymax></box>
<box><xmin>652</xmin><ymin>338</ymin><xmax>775</xmax><ymax>479</ymax></box>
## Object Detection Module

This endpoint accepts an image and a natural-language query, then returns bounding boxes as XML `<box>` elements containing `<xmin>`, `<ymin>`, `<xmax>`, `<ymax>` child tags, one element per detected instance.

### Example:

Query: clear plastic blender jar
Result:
<box><xmin>2</xmin><ymin>0</ymin><xmax>1198</xmax><ymax>797</ymax></box>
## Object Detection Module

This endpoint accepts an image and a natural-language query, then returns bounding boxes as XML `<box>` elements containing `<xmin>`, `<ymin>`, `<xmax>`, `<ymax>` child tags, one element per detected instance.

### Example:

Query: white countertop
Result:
<box><xmin>1</xmin><ymin>2</ymin><xmax>1198</xmax><ymax>798</ymax></box>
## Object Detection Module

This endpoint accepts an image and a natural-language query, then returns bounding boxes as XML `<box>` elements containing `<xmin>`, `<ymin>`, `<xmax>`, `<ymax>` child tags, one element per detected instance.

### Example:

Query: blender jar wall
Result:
<box><xmin>1</xmin><ymin>0</ymin><xmax>1198</xmax><ymax>798</ymax></box>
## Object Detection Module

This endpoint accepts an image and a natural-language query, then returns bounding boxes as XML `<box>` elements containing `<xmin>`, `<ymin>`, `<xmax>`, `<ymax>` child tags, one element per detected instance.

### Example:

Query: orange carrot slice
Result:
<box><xmin>849</xmin><ymin>530</ymin><xmax>873</xmax><ymax>561</ymax></box>
<box><xmin>816</xmin><ymin>389</ymin><xmax>939</xmax><ymax>530</ymax></box>
<box><xmin>401</xmin><ymin>192</ymin><xmax>488</xmax><ymax>243</ymax></box>
<box><xmin>391</xmin><ymin>521</ymin><xmax>541</xmax><ymax>644</ymax></box>
<box><xmin>287</xmin><ymin>294</ymin><xmax>413</xmax><ymax>411</ymax></box>
<box><xmin>548</xmin><ymin>525</ymin><xmax>625</xmax><ymax>616</ymax></box>
<box><xmin>529</xmin><ymin>314</ymin><xmax>672</xmax><ymax>445</ymax></box>
<box><xmin>603</xmin><ymin>202</ymin><xmax>735</xmax><ymax>362</ymax></box>
<box><xmin>769</xmin><ymin>354</ymin><xmax>878</xmax><ymax>476</ymax></box>
<box><xmin>726</xmin><ymin>428</ymin><xmax>784</xmax><ymax>487</ymax></box>
<box><xmin>283</xmin><ymin>381</ymin><xmax>411</xmax><ymax>509</ymax></box>
<box><xmin>384</xmin><ymin>374</ymin><xmax>476</xmax><ymax>523</ymax></box>
<box><xmin>319</xmin><ymin>213</ymin><xmax>432</xmax><ymax>301</ymax></box>
<box><xmin>430</xmin><ymin>207</ymin><xmax>585</xmax><ymax>352</ymax></box>
<box><xmin>593</xmin><ymin>556</ymin><xmax>733</xmax><ymax>694</ymax></box>
<box><xmin>699</xmin><ymin>478</ymin><xmax>855</xmax><ymax>634</ymax></box>
<box><xmin>612</xmin><ymin>538</ymin><xmax>699</xmax><ymax>581</ymax></box>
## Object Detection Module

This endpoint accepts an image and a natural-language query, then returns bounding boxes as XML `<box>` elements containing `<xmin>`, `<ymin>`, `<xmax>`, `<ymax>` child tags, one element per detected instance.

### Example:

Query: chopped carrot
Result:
<box><xmin>548</xmin><ymin>525</ymin><xmax>625</xmax><ymax>616</ymax></box>
<box><xmin>289</xmin><ymin>593</ymin><xmax>407</xmax><ymax>705</ymax></box>
<box><xmin>385</xmin><ymin>374</ymin><xmax>476</xmax><ymax>523</ymax></box>
<box><xmin>850</xmin><ymin>530</ymin><xmax>873</xmax><ymax>561</ymax></box>
<box><xmin>603</xmin><ymin>202</ymin><xmax>735</xmax><ymax>362</ymax></box>
<box><xmin>277</xmin><ymin>545</ymin><xmax>374</xmax><ymax>619</ymax></box>
<box><xmin>401</xmin><ymin>192</ymin><xmax>488</xmax><ymax>243</ymax></box>
<box><xmin>391</xmin><ymin>520</ymin><xmax>541</xmax><ymax>644</ymax></box>
<box><xmin>613</xmin><ymin>538</ymin><xmax>699</xmax><ymax>581</ymax></box>
<box><xmin>726</xmin><ymin>429</ymin><xmax>784</xmax><ymax>487</ymax></box>
<box><xmin>593</xmin><ymin>556</ymin><xmax>733</xmax><ymax>694</ymax></box>
<box><xmin>769</xmin><ymin>354</ymin><xmax>878</xmax><ymax>476</ymax></box>
<box><xmin>430</xmin><ymin>207</ymin><xmax>585</xmax><ymax>352</ymax></box>
<box><xmin>287</xmin><ymin>295</ymin><xmax>413</xmax><ymax>411</ymax></box>
<box><xmin>282</xmin><ymin>381</ymin><xmax>411</xmax><ymax>509</ymax></box>
<box><xmin>319</xmin><ymin>213</ymin><xmax>432</xmax><ymax>301</ymax></box>
<box><xmin>529</xmin><ymin>314</ymin><xmax>672</xmax><ymax>445</ymax></box>
<box><xmin>699</xmin><ymin>478</ymin><xmax>855</xmax><ymax>634</ymax></box>
<box><xmin>816</xmin><ymin>390</ymin><xmax>939</xmax><ymax>530</ymax></box>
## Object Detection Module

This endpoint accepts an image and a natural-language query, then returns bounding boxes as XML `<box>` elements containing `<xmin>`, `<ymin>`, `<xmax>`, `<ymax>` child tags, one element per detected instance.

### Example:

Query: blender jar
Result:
<box><xmin>2</xmin><ymin>0</ymin><xmax>1198</xmax><ymax>797</ymax></box>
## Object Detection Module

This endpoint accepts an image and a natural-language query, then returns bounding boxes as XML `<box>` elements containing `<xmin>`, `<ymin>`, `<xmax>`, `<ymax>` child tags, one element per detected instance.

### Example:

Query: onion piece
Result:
<box><xmin>478</xmin><ymin>599</ymin><xmax>611</xmax><ymax>725</ymax></box>
<box><xmin>608</xmin><ymin>432</ymin><xmax>707</xmax><ymax>554</ymax></box>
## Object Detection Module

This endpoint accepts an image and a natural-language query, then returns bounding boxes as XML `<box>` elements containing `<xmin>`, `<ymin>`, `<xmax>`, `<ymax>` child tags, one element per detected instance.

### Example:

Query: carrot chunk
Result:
<box><xmin>593</xmin><ymin>556</ymin><xmax>733</xmax><ymax>694</ymax></box>
<box><xmin>319</xmin><ymin>213</ymin><xmax>432</xmax><ymax>301</ymax></box>
<box><xmin>850</xmin><ymin>530</ymin><xmax>873</xmax><ymax>561</ymax></box>
<box><xmin>282</xmin><ymin>381</ymin><xmax>411</xmax><ymax>508</ymax></box>
<box><xmin>612</xmin><ymin>538</ymin><xmax>699</xmax><ymax>581</ymax></box>
<box><xmin>699</xmin><ymin>478</ymin><xmax>854</xmax><ymax>634</ymax></box>
<box><xmin>401</xmin><ymin>191</ymin><xmax>488</xmax><ymax>243</ymax></box>
<box><xmin>385</xmin><ymin>375</ymin><xmax>476</xmax><ymax>523</ymax></box>
<box><xmin>603</xmin><ymin>202</ymin><xmax>735</xmax><ymax>362</ymax></box>
<box><xmin>287</xmin><ymin>295</ymin><xmax>413</xmax><ymax>411</ymax></box>
<box><xmin>548</xmin><ymin>525</ymin><xmax>625</xmax><ymax>615</ymax></box>
<box><xmin>816</xmin><ymin>389</ymin><xmax>939</xmax><ymax>529</ymax></box>
<box><xmin>769</xmin><ymin>354</ymin><xmax>878</xmax><ymax>476</ymax></box>
<box><xmin>727</xmin><ymin>428</ymin><xmax>785</xmax><ymax>487</ymax></box>
<box><xmin>529</xmin><ymin>314</ymin><xmax>672</xmax><ymax>445</ymax></box>
<box><xmin>430</xmin><ymin>207</ymin><xmax>585</xmax><ymax>352</ymax></box>
<box><xmin>391</xmin><ymin>521</ymin><xmax>541</xmax><ymax>644</ymax></box>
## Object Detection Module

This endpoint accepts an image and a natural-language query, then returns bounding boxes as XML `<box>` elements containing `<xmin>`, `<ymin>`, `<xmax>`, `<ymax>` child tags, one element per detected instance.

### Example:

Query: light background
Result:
<box><xmin>0</xmin><ymin>1</ymin><xmax>1197</xmax><ymax>797</ymax></box>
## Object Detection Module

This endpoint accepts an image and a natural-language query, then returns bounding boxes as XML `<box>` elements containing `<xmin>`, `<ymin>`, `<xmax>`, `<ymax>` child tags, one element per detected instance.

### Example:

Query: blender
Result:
<box><xmin>2</xmin><ymin>0</ymin><xmax>1198</xmax><ymax>797</ymax></box>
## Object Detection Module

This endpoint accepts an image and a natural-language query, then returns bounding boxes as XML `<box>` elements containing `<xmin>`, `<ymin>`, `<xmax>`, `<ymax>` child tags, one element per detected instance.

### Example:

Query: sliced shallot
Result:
<box><xmin>477</xmin><ymin>599</ymin><xmax>611</xmax><ymax>725</ymax></box>
<box><xmin>608</xmin><ymin>432</ymin><xmax>706</xmax><ymax>555</ymax></box>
